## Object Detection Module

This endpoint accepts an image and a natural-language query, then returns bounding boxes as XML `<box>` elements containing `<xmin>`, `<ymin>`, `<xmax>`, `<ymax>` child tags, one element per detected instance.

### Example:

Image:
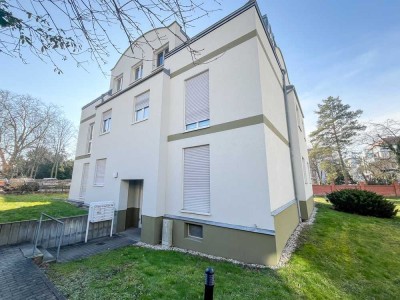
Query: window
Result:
<box><xmin>307</xmin><ymin>162</ymin><xmax>312</xmax><ymax>182</ymax></box>
<box><xmin>134</xmin><ymin>64</ymin><xmax>143</xmax><ymax>81</ymax></box>
<box><xmin>296</xmin><ymin>106</ymin><xmax>302</xmax><ymax>131</ymax></box>
<box><xmin>187</xmin><ymin>223</ymin><xmax>203</xmax><ymax>239</ymax></box>
<box><xmin>134</xmin><ymin>91</ymin><xmax>150</xmax><ymax>122</ymax></box>
<box><xmin>101</xmin><ymin>110</ymin><xmax>112</xmax><ymax>133</ymax></box>
<box><xmin>115</xmin><ymin>75</ymin><xmax>123</xmax><ymax>92</ymax></box>
<box><xmin>183</xmin><ymin>145</ymin><xmax>210</xmax><ymax>214</ymax></box>
<box><xmin>87</xmin><ymin>123</ymin><xmax>94</xmax><ymax>154</ymax></box>
<box><xmin>302</xmin><ymin>157</ymin><xmax>307</xmax><ymax>184</ymax></box>
<box><xmin>185</xmin><ymin>71</ymin><xmax>210</xmax><ymax>131</ymax></box>
<box><xmin>94</xmin><ymin>159</ymin><xmax>106</xmax><ymax>186</ymax></box>
<box><xmin>156</xmin><ymin>46</ymin><xmax>169</xmax><ymax>67</ymax></box>
<box><xmin>79</xmin><ymin>163</ymin><xmax>89</xmax><ymax>198</ymax></box>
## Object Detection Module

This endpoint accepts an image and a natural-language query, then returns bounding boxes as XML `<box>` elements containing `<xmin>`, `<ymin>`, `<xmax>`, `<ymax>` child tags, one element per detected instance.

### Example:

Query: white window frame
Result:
<box><xmin>115</xmin><ymin>75</ymin><xmax>123</xmax><ymax>92</ymax></box>
<box><xmin>87</xmin><ymin>123</ymin><xmax>94</xmax><ymax>154</ymax></box>
<box><xmin>133</xmin><ymin>63</ymin><xmax>143</xmax><ymax>81</ymax></box>
<box><xmin>94</xmin><ymin>158</ymin><xmax>106</xmax><ymax>187</ymax></box>
<box><xmin>101</xmin><ymin>110</ymin><xmax>112</xmax><ymax>134</ymax></box>
<box><xmin>155</xmin><ymin>45</ymin><xmax>169</xmax><ymax>67</ymax></box>
<box><xmin>133</xmin><ymin>91</ymin><xmax>150</xmax><ymax>123</ymax></box>
<box><xmin>135</xmin><ymin>106</ymin><xmax>149</xmax><ymax>123</ymax></box>
<box><xmin>185</xmin><ymin>119</ymin><xmax>210</xmax><ymax>132</ymax></box>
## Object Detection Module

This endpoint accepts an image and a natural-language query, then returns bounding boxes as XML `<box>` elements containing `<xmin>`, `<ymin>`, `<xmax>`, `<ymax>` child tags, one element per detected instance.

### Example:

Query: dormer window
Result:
<box><xmin>156</xmin><ymin>46</ymin><xmax>169</xmax><ymax>67</ymax></box>
<box><xmin>115</xmin><ymin>75</ymin><xmax>123</xmax><ymax>92</ymax></box>
<box><xmin>135</xmin><ymin>64</ymin><xmax>143</xmax><ymax>81</ymax></box>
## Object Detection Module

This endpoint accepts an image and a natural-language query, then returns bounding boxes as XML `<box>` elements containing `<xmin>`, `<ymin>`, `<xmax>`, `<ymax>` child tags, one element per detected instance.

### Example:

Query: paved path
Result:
<box><xmin>0</xmin><ymin>231</ymin><xmax>139</xmax><ymax>299</ymax></box>
<box><xmin>48</xmin><ymin>233</ymin><xmax>138</xmax><ymax>262</ymax></box>
<box><xmin>0</xmin><ymin>246</ymin><xmax>65</xmax><ymax>300</ymax></box>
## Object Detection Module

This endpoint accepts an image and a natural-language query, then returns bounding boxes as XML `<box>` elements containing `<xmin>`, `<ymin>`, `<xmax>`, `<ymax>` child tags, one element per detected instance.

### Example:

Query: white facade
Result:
<box><xmin>69</xmin><ymin>1</ymin><xmax>313</xmax><ymax>265</ymax></box>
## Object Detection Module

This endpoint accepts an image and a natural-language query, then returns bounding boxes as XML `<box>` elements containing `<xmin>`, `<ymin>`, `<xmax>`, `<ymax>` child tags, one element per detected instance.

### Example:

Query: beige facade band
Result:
<box><xmin>80</xmin><ymin>114</ymin><xmax>96</xmax><ymax>124</ymax></box>
<box><xmin>75</xmin><ymin>154</ymin><xmax>91</xmax><ymax>160</ymax></box>
<box><xmin>170</xmin><ymin>30</ymin><xmax>257</xmax><ymax>79</ymax></box>
<box><xmin>167</xmin><ymin>114</ymin><xmax>289</xmax><ymax>146</ymax></box>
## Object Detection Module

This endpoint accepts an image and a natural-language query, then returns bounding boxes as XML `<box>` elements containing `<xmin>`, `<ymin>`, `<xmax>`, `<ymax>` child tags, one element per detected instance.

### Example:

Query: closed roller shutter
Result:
<box><xmin>185</xmin><ymin>71</ymin><xmax>209</xmax><ymax>125</ymax></box>
<box><xmin>135</xmin><ymin>91</ymin><xmax>150</xmax><ymax>110</ymax></box>
<box><xmin>183</xmin><ymin>145</ymin><xmax>210</xmax><ymax>213</ymax></box>
<box><xmin>94</xmin><ymin>159</ymin><xmax>106</xmax><ymax>186</ymax></box>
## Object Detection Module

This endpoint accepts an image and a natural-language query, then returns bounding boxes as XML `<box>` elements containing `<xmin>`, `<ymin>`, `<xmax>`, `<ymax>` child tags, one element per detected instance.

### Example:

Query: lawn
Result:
<box><xmin>390</xmin><ymin>198</ymin><xmax>400</xmax><ymax>212</ymax></box>
<box><xmin>47</xmin><ymin>198</ymin><xmax>400</xmax><ymax>299</ymax></box>
<box><xmin>0</xmin><ymin>193</ymin><xmax>87</xmax><ymax>223</ymax></box>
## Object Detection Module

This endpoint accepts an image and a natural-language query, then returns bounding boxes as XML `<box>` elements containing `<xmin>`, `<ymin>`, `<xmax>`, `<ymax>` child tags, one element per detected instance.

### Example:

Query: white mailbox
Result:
<box><xmin>85</xmin><ymin>201</ymin><xmax>115</xmax><ymax>243</ymax></box>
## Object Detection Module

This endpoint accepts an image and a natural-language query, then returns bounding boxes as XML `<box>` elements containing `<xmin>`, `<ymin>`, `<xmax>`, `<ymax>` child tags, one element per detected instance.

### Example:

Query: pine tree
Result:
<box><xmin>310</xmin><ymin>96</ymin><xmax>365</xmax><ymax>184</ymax></box>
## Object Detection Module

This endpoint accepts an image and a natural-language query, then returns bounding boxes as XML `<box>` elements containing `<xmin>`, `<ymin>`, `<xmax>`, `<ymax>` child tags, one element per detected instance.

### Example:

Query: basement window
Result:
<box><xmin>187</xmin><ymin>223</ymin><xmax>203</xmax><ymax>239</ymax></box>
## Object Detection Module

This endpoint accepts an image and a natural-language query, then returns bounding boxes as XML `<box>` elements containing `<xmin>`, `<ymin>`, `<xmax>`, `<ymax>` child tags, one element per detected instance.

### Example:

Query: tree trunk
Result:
<box><xmin>332</xmin><ymin>123</ymin><xmax>349</xmax><ymax>184</ymax></box>
<box><xmin>54</xmin><ymin>160</ymin><xmax>59</xmax><ymax>179</ymax></box>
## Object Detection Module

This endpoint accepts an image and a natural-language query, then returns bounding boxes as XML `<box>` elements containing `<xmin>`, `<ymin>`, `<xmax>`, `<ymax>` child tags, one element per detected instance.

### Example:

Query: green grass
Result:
<box><xmin>0</xmin><ymin>193</ymin><xmax>87</xmax><ymax>223</ymax></box>
<box><xmin>389</xmin><ymin>198</ymin><xmax>400</xmax><ymax>212</ymax></box>
<box><xmin>47</xmin><ymin>199</ymin><xmax>400</xmax><ymax>299</ymax></box>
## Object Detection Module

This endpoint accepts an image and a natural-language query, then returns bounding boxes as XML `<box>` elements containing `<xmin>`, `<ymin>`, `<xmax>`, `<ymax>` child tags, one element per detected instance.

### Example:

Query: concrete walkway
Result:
<box><xmin>47</xmin><ymin>231</ymin><xmax>139</xmax><ymax>262</ymax></box>
<box><xmin>0</xmin><ymin>230</ymin><xmax>140</xmax><ymax>299</ymax></box>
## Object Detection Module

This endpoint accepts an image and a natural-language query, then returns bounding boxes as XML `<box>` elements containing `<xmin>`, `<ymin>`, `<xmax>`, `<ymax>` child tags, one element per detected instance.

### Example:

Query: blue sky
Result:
<box><xmin>1</xmin><ymin>0</ymin><xmax>399</xmax><ymax>136</ymax></box>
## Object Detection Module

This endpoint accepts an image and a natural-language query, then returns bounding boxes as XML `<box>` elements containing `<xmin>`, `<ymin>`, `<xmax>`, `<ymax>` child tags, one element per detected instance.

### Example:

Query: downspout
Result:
<box><xmin>281</xmin><ymin>69</ymin><xmax>302</xmax><ymax>223</ymax></box>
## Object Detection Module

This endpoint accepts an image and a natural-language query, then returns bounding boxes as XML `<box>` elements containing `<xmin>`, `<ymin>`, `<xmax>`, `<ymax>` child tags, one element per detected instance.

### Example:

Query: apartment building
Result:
<box><xmin>69</xmin><ymin>1</ymin><xmax>313</xmax><ymax>266</ymax></box>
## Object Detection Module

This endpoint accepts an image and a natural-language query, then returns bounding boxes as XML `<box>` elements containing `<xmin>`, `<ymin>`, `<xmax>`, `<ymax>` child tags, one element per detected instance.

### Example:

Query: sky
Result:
<box><xmin>1</xmin><ymin>0</ymin><xmax>400</xmax><ymax>138</ymax></box>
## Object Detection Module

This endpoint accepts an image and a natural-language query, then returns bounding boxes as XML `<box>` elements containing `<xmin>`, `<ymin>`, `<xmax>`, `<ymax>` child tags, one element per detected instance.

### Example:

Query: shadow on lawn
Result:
<box><xmin>0</xmin><ymin>203</ymin><xmax>57</xmax><ymax>223</ymax></box>
<box><xmin>0</xmin><ymin>194</ymin><xmax>85</xmax><ymax>223</ymax></box>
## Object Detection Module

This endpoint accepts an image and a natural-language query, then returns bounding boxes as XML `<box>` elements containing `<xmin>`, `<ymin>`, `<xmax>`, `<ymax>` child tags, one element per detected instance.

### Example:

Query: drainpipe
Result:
<box><xmin>281</xmin><ymin>69</ymin><xmax>302</xmax><ymax>223</ymax></box>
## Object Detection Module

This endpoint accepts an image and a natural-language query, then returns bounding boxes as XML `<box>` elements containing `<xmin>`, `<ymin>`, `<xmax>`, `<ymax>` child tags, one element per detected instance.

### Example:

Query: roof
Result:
<box><xmin>81</xmin><ymin>0</ymin><xmax>290</xmax><ymax>111</ymax></box>
<box><xmin>166</xmin><ymin>0</ymin><xmax>284</xmax><ymax>72</ymax></box>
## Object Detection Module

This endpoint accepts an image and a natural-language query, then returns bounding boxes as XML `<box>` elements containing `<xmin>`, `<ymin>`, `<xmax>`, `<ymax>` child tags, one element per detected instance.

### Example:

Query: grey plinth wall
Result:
<box><xmin>0</xmin><ymin>215</ymin><xmax>112</xmax><ymax>247</ymax></box>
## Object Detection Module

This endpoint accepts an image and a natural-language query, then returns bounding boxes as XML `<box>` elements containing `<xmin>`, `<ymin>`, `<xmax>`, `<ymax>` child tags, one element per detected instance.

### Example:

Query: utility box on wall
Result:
<box><xmin>162</xmin><ymin>219</ymin><xmax>173</xmax><ymax>247</ymax></box>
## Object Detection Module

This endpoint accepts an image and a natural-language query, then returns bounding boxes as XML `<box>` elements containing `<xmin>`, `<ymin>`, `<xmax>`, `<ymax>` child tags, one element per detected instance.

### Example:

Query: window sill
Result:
<box><xmin>132</xmin><ymin>118</ymin><xmax>148</xmax><ymax>125</ymax></box>
<box><xmin>184</xmin><ymin>125</ymin><xmax>210</xmax><ymax>133</ymax></box>
<box><xmin>99</xmin><ymin>131</ymin><xmax>110</xmax><ymax>136</ymax></box>
<box><xmin>152</xmin><ymin>65</ymin><xmax>164</xmax><ymax>72</ymax></box>
<box><xmin>180</xmin><ymin>210</ymin><xmax>211</xmax><ymax>216</ymax></box>
<box><xmin>93</xmin><ymin>184</ymin><xmax>104</xmax><ymax>187</ymax></box>
<box><xmin>130</xmin><ymin>78</ymin><xmax>143</xmax><ymax>85</ymax></box>
<box><xmin>112</xmin><ymin>89</ymin><xmax>122</xmax><ymax>95</ymax></box>
<box><xmin>186</xmin><ymin>236</ymin><xmax>203</xmax><ymax>242</ymax></box>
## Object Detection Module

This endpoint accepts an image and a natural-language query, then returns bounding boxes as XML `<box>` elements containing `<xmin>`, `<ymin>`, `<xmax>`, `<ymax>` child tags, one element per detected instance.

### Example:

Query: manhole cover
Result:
<box><xmin>96</xmin><ymin>242</ymin><xmax>106</xmax><ymax>245</ymax></box>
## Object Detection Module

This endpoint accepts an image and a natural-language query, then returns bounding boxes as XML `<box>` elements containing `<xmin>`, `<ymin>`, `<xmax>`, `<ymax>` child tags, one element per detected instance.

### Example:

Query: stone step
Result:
<box><xmin>19</xmin><ymin>243</ymin><xmax>43</xmax><ymax>259</ymax></box>
<box><xmin>38</xmin><ymin>247</ymin><xmax>56</xmax><ymax>263</ymax></box>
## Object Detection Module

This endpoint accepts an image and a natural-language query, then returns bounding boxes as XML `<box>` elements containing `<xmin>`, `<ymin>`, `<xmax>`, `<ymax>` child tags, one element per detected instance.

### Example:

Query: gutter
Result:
<box><xmin>281</xmin><ymin>69</ymin><xmax>302</xmax><ymax>222</ymax></box>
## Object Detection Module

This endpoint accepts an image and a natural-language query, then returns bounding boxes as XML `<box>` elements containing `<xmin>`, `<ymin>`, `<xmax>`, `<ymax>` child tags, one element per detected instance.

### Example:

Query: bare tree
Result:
<box><xmin>0</xmin><ymin>90</ymin><xmax>57</xmax><ymax>177</ymax></box>
<box><xmin>364</xmin><ymin>120</ymin><xmax>400</xmax><ymax>167</ymax></box>
<box><xmin>48</xmin><ymin>116</ymin><xmax>75</xmax><ymax>178</ymax></box>
<box><xmin>0</xmin><ymin>0</ymin><xmax>220</xmax><ymax>73</ymax></box>
<box><xmin>361</xmin><ymin>119</ymin><xmax>400</xmax><ymax>182</ymax></box>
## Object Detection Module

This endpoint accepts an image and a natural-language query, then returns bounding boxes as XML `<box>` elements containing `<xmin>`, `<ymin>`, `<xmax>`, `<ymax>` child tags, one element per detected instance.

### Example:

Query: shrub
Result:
<box><xmin>327</xmin><ymin>189</ymin><xmax>398</xmax><ymax>218</ymax></box>
<box><xmin>3</xmin><ymin>179</ymin><xmax>40</xmax><ymax>193</ymax></box>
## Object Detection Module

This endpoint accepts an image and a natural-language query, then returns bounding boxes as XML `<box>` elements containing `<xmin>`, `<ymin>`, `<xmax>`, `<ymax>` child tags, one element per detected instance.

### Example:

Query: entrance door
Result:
<box><xmin>125</xmin><ymin>180</ymin><xmax>143</xmax><ymax>229</ymax></box>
